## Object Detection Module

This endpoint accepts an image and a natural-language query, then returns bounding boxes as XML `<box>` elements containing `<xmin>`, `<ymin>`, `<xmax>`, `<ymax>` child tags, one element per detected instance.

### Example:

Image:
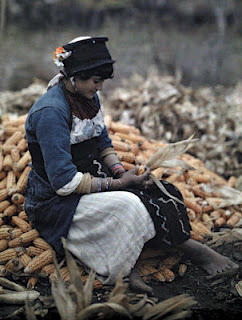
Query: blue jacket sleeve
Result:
<box><xmin>94</xmin><ymin>94</ymin><xmax>113</xmax><ymax>152</ymax></box>
<box><xmin>30</xmin><ymin>106</ymin><xmax>78</xmax><ymax>191</ymax></box>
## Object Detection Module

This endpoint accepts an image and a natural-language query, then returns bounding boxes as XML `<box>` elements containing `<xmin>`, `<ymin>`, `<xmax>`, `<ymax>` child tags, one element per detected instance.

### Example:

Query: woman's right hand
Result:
<box><xmin>117</xmin><ymin>166</ymin><xmax>152</xmax><ymax>189</ymax></box>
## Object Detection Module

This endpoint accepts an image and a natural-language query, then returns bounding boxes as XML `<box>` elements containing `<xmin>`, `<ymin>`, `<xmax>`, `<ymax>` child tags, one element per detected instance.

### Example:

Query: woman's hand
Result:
<box><xmin>119</xmin><ymin>166</ymin><xmax>153</xmax><ymax>189</ymax></box>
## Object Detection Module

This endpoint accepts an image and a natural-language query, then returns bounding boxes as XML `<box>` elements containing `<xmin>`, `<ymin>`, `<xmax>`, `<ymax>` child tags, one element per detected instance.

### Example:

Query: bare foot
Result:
<box><xmin>129</xmin><ymin>268</ymin><xmax>154</xmax><ymax>295</ymax></box>
<box><xmin>178</xmin><ymin>239</ymin><xmax>239</xmax><ymax>276</ymax></box>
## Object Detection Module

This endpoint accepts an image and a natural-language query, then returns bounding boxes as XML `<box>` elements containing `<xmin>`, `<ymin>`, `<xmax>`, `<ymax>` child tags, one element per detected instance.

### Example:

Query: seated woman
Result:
<box><xmin>24</xmin><ymin>36</ymin><xmax>238</xmax><ymax>295</ymax></box>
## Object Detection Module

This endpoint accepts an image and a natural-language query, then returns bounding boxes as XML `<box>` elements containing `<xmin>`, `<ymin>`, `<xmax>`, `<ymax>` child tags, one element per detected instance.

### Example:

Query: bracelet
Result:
<box><xmin>97</xmin><ymin>178</ymin><xmax>102</xmax><ymax>192</ymax></box>
<box><xmin>117</xmin><ymin>179</ymin><xmax>123</xmax><ymax>188</ymax></box>
<box><xmin>110</xmin><ymin>163</ymin><xmax>124</xmax><ymax>173</ymax></box>
<box><xmin>109</xmin><ymin>177</ymin><xmax>113</xmax><ymax>188</ymax></box>
<box><xmin>104</xmin><ymin>177</ymin><xmax>109</xmax><ymax>190</ymax></box>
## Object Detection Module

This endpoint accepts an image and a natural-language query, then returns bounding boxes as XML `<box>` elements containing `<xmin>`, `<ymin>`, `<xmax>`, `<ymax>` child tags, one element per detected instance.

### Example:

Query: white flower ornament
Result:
<box><xmin>53</xmin><ymin>46</ymin><xmax>72</xmax><ymax>67</ymax></box>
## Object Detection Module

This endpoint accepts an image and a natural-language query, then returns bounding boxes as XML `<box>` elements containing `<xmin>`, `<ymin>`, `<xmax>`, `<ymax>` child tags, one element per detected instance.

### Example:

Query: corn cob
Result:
<box><xmin>0</xmin><ymin>177</ymin><xmax>7</xmax><ymax>189</ymax></box>
<box><xmin>2</xmin><ymin>114</ymin><xmax>27</xmax><ymax>127</ymax></box>
<box><xmin>130</xmin><ymin>143</ymin><xmax>139</xmax><ymax>155</ymax></box>
<box><xmin>17</xmin><ymin>204</ymin><xmax>24</xmax><ymax>213</ymax></box>
<box><xmin>0</xmin><ymin>218</ymin><xmax>3</xmax><ymax>228</ymax></box>
<box><xmin>19</xmin><ymin>253</ymin><xmax>32</xmax><ymax>268</ymax></box>
<box><xmin>11</xmin><ymin>193</ymin><xmax>25</xmax><ymax>205</ymax></box>
<box><xmin>2</xmin><ymin>131</ymin><xmax>23</xmax><ymax>147</ymax></box>
<box><xmin>191</xmin><ymin>174</ymin><xmax>212</xmax><ymax>184</ymax></box>
<box><xmin>159</xmin><ymin>254</ymin><xmax>182</xmax><ymax>269</ymax></box>
<box><xmin>27</xmin><ymin>276</ymin><xmax>38</xmax><ymax>289</ymax></box>
<box><xmin>33</xmin><ymin>238</ymin><xmax>51</xmax><ymax>251</ymax></box>
<box><xmin>15</xmin><ymin>151</ymin><xmax>31</xmax><ymax>172</ymax></box>
<box><xmin>112</xmin><ymin>140</ymin><xmax>131</xmax><ymax>152</ymax></box>
<box><xmin>114</xmin><ymin>132</ymin><xmax>145</xmax><ymax>144</ymax></box>
<box><xmin>24</xmin><ymin>249</ymin><xmax>53</xmax><ymax>273</ymax></box>
<box><xmin>80</xmin><ymin>274</ymin><xmax>103</xmax><ymax>288</ymax></box>
<box><xmin>214</xmin><ymin>217</ymin><xmax>226</xmax><ymax>228</ymax></box>
<box><xmin>226</xmin><ymin>212</ymin><xmax>241</xmax><ymax>228</ymax></box>
<box><xmin>157</xmin><ymin>266</ymin><xmax>175</xmax><ymax>282</ymax></box>
<box><xmin>110</xmin><ymin>121</ymin><xmax>132</xmax><ymax>134</ymax></box>
<box><xmin>3</xmin><ymin>204</ymin><xmax>18</xmax><ymax>217</ymax></box>
<box><xmin>0</xmin><ymin>248</ymin><xmax>17</xmax><ymax>263</ymax></box>
<box><xmin>116</xmin><ymin>151</ymin><xmax>136</xmax><ymax>164</ymax></box>
<box><xmin>4</xmin><ymin>125</ymin><xmax>25</xmax><ymax>137</ymax></box>
<box><xmin>41</xmin><ymin>264</ymin><xmax>55</xmax><ymax>275</ymax></box>
<box><xmin>0</xmin><ymin>189</ymin><xmax>8</xmax><ymax>202</ymax></box>
<box><xmin>152</xmin><ymin>271</ymin><xmax>166</xmax><ymax>282</ymax></box>
<box><xmin>9</xmin><ymin>228</ymin><xmax>23</xmax><ymax>240</ymax></box>
<box><xmin>195</xmin><ymin>222</ymin><xmax>212</xmax><ymax>236</ymax></box>
<box><xmin>18</xmin><ymin>211</ymin><xmax>28</xmax><ymax>221</ymax></box>
<box><xmin>0</xmin><ymin>153</ymin><xmax>3</xmax><ymax>172</ymax></box>
<box><xmin>2</xmin><ymin>154</ymin><xmax>13</xmax><ymax>171</ymax></box>
<box><xmin>2</xmin><ymin>144</ymin><xmax>16</xmax><ymax>155</ymax></box>
<box><xmin>201</xmin><ymin>204</ymin><xmax>214</xmax><ymax>213</ymax></box>
<box><xmin>0</xmin><ymin>200</ymin><xmax>11</xmax><ymax>212</ymax></box>
<box><xmin>135</xmin><ymin>154</ymin><xmax>145</xmax><ymax>165</ymax></box>
<box><xmin>8</xmin><ymin>237</ymin><xmax>22</xmax><ymax>248</ymax></box>
<box><xmin>0</xmin><ymin>239</ymin><xmax>8</xmax><ymax>251</ymax></box>
<box><xmin>6</xmin><ymin>171</ymin><xmax>17</xmax><ymax>196</ymax></box>
<box><xmin>190</xmin><ymin>230</ymin><xmax>203</xmax><ymax>242</ymax></box>
<box><xmin>5</xmin><ymin>257</ymin><xmax>23</xmax><ymax>272</ymax></box>
<box><xmin>121</xmin><ymin>161</ymin><xmax>135</xmax><ymax>170</ymax></box>
<box><xmin>220</xmin><ymin>209</ymin><xmax>232</xmax><ymax>220</ymax></box>
<box><xmin>206</xmin><ymin>197</ymin><xmax>224</xmax><ymax>207</ymax></box>
<box><xmin>26</xmin><ymin>246</ymin><xmax>45</xmax><ymax>257</ymax></box>
<box><xmin>0</xmin><ymin>171</ymin><xmax>7</xmax><ymax>181</ymax></box>
<box><xmin>19</xmin><ymin>229</ymin><xmax>39</xmax><ymax>244</ymax></box>
<box><xmin>201</xmin><ymin>213</ymin><xmax>214</xmax><ymax>230</ymax></box>
<box><xmin>190</xmin><ymin>221</ymin><xmax>206</xmax><ymax>237</ymax></box>
<box><xmin>0</xmin><ymin>265</ymin><xmax>8</xmax><ymax>276</ymax></box>
<box><xmin>16</xmin><ymin>138</ymin><xmax>27</xmax><ymax>152</ymax></box>
<box><xmin>137</xmin><ymin>265</ymin><xmax>158</xmax><ymax>277</ymax></box>
<box><xmin>136</xmin><ymin>165</ymin><xmax>146</xmax><ymax>175</ymax></box>
<box><xmin>11</xmin><ymin>148</ymin><xmax>20</xmax><ymax>164</ymax></box>
<box><xmin>187</xmin><ymin>208</ymin><xmax>196</xmax><ymax>221</ymax></box>
<box><xmin>16</xmin><ymin>166</ymin><xmax>31</xmax><ymax>193</ymax></box>
<box><xmin>51</xmin><ymin>266</ymin><xmax>70</xmax><ymax>282</ymax></box>
<box><xmin>11</xmin><ymin>216</ymin><xmax>31</xmax><ymax>233</ymax></box>
<box><xmin>184</xmin><ymin>198</ymin><xmax>202</xmax><ymax>214</ymax></box>
<box><xmin>151</xmin><ymin>167</ymin><xmax>164</xmax><ymax>180</ymax></box>
<box><xmin>210</xmin><ymin>210</ymin><xmax>221</xmax><ymax>221</ymax></box>
<box><xmin>0</xmin><ymin>227</ymin><xmax>12</xmax><ymax>240</ymax></box>
<box><xmin>178</xmin><ymin>264</ymin><xmax>188</xmax><ymax>277</ymax></box>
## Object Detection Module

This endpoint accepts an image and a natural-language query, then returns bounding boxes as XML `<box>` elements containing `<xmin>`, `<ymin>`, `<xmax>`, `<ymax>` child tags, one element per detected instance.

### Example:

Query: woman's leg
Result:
<box><xmin>129</xmin><ymin>267</ymin><xmax>154</xmax><ymax>295</ymax></box>
<box><xmin>177</xmin><ymin>238</ymin><xmax>239</xmax><ymax>275</ymax></box>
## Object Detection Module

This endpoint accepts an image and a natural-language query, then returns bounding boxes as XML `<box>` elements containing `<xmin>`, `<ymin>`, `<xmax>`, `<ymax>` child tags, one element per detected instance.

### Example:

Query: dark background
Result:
<box><xmin>0</xmin><ymin>0</ymin><xmax>241</xmax><ymax>93</ymax></box>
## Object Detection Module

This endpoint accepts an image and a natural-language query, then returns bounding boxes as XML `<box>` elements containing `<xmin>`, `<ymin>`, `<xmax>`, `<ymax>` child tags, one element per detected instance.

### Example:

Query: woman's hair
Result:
<box><xmin>74</xmin><ymin>63</ymin><xmax>114</xmax><ymax>81</ymax></box>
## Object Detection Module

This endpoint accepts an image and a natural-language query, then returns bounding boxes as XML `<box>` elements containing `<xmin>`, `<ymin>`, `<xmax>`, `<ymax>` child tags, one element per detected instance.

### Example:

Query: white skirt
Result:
<box><xmin>66</xmin><ymin>191</ymin><xmax>156</xmax><ymax>284</ymax></box>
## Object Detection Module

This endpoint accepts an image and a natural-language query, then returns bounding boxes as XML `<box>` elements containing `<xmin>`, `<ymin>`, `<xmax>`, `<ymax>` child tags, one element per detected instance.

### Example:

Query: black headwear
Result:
<box><xmin>63</xmin><ymin>37</ymin><xmax>115</xmax><ymax>77</ymax></box>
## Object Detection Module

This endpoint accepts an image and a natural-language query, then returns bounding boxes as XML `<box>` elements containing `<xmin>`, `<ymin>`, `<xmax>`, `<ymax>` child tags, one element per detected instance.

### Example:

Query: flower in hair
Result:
<box><xmin>53</xmin><ymin>46</ymin><xmax>72</xmax><ymax>67</ymax></box>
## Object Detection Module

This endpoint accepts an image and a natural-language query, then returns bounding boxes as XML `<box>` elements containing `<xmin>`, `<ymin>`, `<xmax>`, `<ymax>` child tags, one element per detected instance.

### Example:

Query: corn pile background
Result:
<box><xmin>101</xmin><ymin>69</ymin><xmax>242</xmax><ymax>180</ymax></box>
<box><xmin>0</xmin><ymin>111</ymin><xmax>241</xmax><ymax>292</ymax></box>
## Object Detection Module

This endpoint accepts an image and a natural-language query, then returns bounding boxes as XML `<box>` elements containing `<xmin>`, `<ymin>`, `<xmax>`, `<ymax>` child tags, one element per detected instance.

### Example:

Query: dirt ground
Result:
<box><xmin>0</xmin><ymin>229</ymin><xmax>241</xmax><ymax>320</ymax></box>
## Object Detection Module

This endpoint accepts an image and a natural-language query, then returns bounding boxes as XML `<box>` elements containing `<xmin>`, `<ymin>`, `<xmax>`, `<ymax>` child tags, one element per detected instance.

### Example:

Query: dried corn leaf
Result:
<box><xmin>146</xmin><ymin>135</ymin><xmax>198</xmax><ymax>170</ymax></box>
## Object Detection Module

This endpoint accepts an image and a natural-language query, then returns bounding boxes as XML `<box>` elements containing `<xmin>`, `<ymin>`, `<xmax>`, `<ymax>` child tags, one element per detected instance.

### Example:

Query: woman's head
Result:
<box><xmin>53</xmin><ymin>36</ymin><xmax>115</xmax><ymax>78</ymax></box>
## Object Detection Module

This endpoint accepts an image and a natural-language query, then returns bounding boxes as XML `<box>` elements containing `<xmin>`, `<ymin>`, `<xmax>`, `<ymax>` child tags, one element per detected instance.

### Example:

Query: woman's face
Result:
<box><xmin>74</xmin><ymin>76</ymin><xmax>104</xmax><ymax>99</ymax></box>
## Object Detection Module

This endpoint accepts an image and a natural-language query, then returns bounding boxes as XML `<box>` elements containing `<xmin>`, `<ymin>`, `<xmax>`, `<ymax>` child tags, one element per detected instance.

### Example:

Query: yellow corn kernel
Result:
<box><xmin>16</xmin><ymin>166</ymin><xmax>32</xmax><ymax>193</ymax></box>
<box><xmin>19</xmin><ymin>229</ymin><xmax>39</xmax><ymax>244</ymax></box>
<box><xmin>33</xmin><ymin>238</ymin><xmax>51</xmax><ymax>251</ymax></box>
<box><xmin>24</xmin><ymin>249</ymin><xmax>53</xmax><ymax>273</ymax></box>
<box><xmin>0</xmin><ymin>239</ymin><xmax>8</xmax><ymax>251</ymax></box>
<box><xmin>15</xmin><ymin>151</ymin><xmax>31</xmax><ymax>172</ymax></box>
<box><xmin>0</xmin><ymin>248</ymin><xmax>17</xmax><ymax>263</ymax></box>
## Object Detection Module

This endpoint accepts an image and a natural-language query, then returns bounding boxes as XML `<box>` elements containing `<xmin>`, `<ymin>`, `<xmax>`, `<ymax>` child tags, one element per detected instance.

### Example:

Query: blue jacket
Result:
<box><xmin>24</xmin><ymin>82</ymin><xmax>112</xmax><ymax>256</ymax></box>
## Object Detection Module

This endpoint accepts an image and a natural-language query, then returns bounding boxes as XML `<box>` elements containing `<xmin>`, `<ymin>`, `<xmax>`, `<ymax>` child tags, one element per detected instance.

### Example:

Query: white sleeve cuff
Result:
<box><xmin>56</xmin><ymin>172</ymin><xmax>83</xmax><ymax>196</ymax></box>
